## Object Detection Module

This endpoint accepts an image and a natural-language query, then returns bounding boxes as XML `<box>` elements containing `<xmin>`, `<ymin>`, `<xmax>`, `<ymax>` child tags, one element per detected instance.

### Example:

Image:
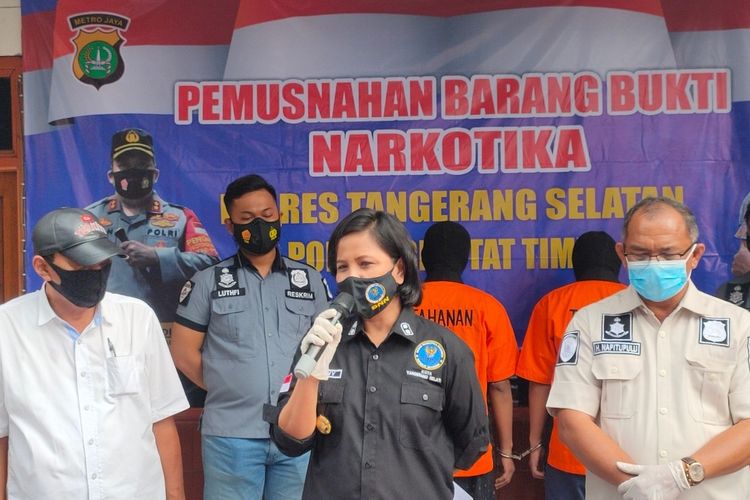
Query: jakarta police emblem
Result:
<box><xmin>414</xmin><ymin>340</ymin><xmax>446</xmax><ymax>370</ymax></box>
<box><xmin>68</xmin><ymin>13</ymin><xmax>130</xmax><ymax>90</ymax></box>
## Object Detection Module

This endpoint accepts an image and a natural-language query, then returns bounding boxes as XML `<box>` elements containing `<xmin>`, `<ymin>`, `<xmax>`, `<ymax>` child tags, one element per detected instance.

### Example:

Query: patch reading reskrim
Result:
<box><xmin>285</xmin><ymin>268</ymin><xmax>315</xmax><ymax>300</ymax></box>
<box><xmin>699</xmin><ymin>317</ymin><xmax>730</xmax><ymax>347</ymax></box>
<box><xmin>414</xmin><ymin>340</ymin><xmax>446</xmax><ymax>370</ymax></box>
<box><xmin>557</xmin><ymin>331</ymin><xmax>579</xmax><ymax>365</ymax></box>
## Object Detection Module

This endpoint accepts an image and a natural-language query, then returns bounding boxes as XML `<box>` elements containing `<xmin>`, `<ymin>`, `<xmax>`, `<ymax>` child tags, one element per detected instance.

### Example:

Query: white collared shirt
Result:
<box><xmin>0</xmin><ymin>287</ymin><xmax>188</xmax><ymax>499</ymax></box>
<box><xmin>548</xmin><ymin>282</ymin><xmax>750</xmax><ymax>499</ymax></box>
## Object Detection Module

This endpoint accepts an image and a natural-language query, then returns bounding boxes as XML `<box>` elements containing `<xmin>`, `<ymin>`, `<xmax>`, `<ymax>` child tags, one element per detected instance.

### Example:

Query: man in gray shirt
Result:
<box><xmin>171</xmin><ymin>174</ymin><xmax>329</xmax><ymax>499</ymax></box>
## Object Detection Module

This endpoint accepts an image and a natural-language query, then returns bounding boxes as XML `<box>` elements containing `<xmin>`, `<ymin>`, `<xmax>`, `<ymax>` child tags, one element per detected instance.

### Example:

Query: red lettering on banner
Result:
<box><xmin>175</xmin><ymin>83</ymin><xmax>200</xmax><ymax>124</ymax></box>
<box><xmin>223</xmin><ymin>84</ymin><xmax>253</xmax><ymax>122</ymax></box>
<box><xmin>201</xmin><ymin>84</ymin><xmax>220</xmax><ymax>121</ymax></box>
<box><xmin>442</xmin><ymin>72</ymin><xmax>602</xmax><ymax>118</ymax></box>
<box><xmin>410</xmin><ymin>131</ymin><xmax>442</xmax><ymax>172</ymax></box>
<box><xmin>607</xmin><ymin>70</ymin><xmax>731</xmax><ymax>115</ymax></box>
<box><xmin>608</xmin><ymin>74</ymin><xmax>635</xmax><ymax>113</ymax></box>
<box><xmin>310</xmin><ymin>127</ymin><xmax>590</xmax><ymax>176</ymax></box>
<box><xmin>443</xmin><ymin>77</ymin><xmax>469</xmax><ymax>116</ymax></box>
<box><xmin>497</xmin><ymin>77</ymin><xmax>520</xmax><ymax>114</ymax></box>
<box><xmin>308</xmin><ymin>81</ymin><xmax>332</xmax><ymax>120</ymax></box>
<box><xmin>332</xmin><ymin>82</ymin><xmax>357</xmax><ymax>119</ymax></box>
<box><xmin>376</xmin><ymin>131</ymin><xmax>407</xmax><ymax>172</ymax></box>
<box><xmin>442</xmin><ymin>129</ymin><xmax>474</xmax><ymax>173</ymax></box>
<box><xmin>359</xmin><ymin>81</ymin><xmax>382</xmax><ymax>118</ymax></box>
<box><xmin>282</xmin><ymin>81</ymin><xmax>305</xmax><ymax>121</ymax></box>
<box><xmin>344</xmin><ymin>133</ymin><xmax>374</xmax><ymax>172</ymax></box>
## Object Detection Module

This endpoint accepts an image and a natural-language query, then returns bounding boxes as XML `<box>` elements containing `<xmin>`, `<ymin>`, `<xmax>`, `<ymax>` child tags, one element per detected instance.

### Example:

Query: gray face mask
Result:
<box><xmin>337</xmin><ymin>269</ymin><xmax>398</xmax><ymax>319</ymax></box>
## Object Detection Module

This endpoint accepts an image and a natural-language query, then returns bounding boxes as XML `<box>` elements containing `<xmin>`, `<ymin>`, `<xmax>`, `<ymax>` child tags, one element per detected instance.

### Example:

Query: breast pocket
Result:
<box><xmin>106</xmin><ymin>355</ymin><xmax>143</xmax><ymax>397</ymax></box>
<box><xmin>399</xmin><ymin>382</ymin><xmax>445</xmax><ymax>450</ymax></box>
<box><xmin>278</xmin><ymin>298</ymin><xmax>316</xmax><ymax>356</ymax></box>
<box><xmin>684</xmin><ymin>353</ymin><xmax>735</xmax><ymax>426</ymax></box>
<box><xmin>210</xmin><ymin>297</ymin><xmax>255</xmax><ymax>356</ymax></box>
<box><xmin>592</xmin><ymin>357</ymin><xmax>642</xmax><ymax>419</ymax></box>
<box><xmin>316</xmin><ymin>380</ymin><xmax>346</xmax><ymax>448</ymax></box>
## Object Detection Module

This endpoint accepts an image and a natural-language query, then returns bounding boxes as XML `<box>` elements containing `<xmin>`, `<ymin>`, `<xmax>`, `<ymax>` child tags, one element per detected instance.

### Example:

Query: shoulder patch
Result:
<box><xmin>699</xmin><ymin>317</ymin><xmax>730</xmax><ymax>347</ymax></box>
<box><xmin>179</xmin><ymin>280</ymin><xmax>194</xmax><ymax>305</ymax></box>
<box><xmin>557</xmin><ymin>331</ymin><xmax>579</xmax><ymax>365</ymax></box>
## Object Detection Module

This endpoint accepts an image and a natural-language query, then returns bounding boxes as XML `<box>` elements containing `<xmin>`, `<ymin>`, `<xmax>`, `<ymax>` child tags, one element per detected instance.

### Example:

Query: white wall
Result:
<box><xmin>0</xmin><ymin>0</ymin><xmax>22</xmax><ymax>56</ymax></box>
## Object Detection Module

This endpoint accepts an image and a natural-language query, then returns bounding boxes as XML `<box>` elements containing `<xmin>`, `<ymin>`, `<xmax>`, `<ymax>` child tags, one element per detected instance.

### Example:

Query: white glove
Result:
<box><xmin>300</xmin><ymin>308</ymin><xmax>343</xmax><ymax>380</ymax></box>
<box><xmin>617</xmin><ymin>461</ymin><xmax>690</xmax><ymax>500</ymax></box>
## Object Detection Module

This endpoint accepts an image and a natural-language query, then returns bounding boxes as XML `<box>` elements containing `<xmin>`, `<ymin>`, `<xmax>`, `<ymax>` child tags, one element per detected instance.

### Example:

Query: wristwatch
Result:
<box><xmin>681</xmin><ymin>457</ymin><xmax>705</xmax><ymax>486</ymax></box>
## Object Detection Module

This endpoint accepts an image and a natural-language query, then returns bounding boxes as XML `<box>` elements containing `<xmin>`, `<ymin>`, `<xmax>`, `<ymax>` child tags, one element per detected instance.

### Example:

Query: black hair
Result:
<box><xmin>421</xmin><ymin>221</ymin><xmax>471</xmax><ymax>275</ymax></box>
<box><xmin>571</xmin><ymin>231</ymin><xmax>620</xmax><ymax>281</ymax></box>
<box><xmin>223</xmin><ymin>174</ymin><xmax>277</xmax><ymax>213</ymax></box>
<box><xmin>327</xmin><ymin>208</ymin><xmax>422</xmax><ymax>307</ymax></box>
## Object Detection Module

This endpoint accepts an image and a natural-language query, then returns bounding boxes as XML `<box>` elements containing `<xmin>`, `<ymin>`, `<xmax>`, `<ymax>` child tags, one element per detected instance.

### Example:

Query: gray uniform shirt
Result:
<box><xmin>175</xmin><ymin>251</ymin><xmax>329</xmax><ymax>438</ymax></box>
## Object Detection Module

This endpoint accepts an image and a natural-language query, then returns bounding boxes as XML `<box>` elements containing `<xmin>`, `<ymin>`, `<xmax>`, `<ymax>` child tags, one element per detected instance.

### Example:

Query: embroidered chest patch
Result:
<box><xmin>699</xmin><ymin>317</ymin><xmax>730</xmax><ymax>347</ymax></box>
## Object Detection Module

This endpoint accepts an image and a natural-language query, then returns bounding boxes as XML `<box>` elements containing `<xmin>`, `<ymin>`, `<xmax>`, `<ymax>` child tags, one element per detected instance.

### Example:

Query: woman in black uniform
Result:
<box><xmin>270</xmin><ymin>208</ymin><xmax>489</xmax><ymax>500</ymax></box>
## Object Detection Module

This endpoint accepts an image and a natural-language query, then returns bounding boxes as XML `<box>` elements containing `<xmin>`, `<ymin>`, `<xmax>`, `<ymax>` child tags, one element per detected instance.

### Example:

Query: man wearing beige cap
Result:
<box><xmin>0</xmin><ymin>207</ymin><xmax>189</xmax><ymax>499</ymax></box>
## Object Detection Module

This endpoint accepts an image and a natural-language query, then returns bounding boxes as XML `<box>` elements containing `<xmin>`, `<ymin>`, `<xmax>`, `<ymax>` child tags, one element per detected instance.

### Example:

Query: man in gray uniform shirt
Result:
<box><xmin>171</xmin><ymin>174</ymin><xmax>329</xmax><ymax>500</ymax></box>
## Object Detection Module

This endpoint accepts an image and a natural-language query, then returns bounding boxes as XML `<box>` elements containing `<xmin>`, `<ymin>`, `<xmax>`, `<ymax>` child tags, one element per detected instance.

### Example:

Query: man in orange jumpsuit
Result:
<box><xmin>416</xmin><ymin>221</ymin><xmax>519</xmax><ymax>499</ymax></box>
<box><xmin>516</xmin><ymin>231</ymin><xmax>625</xmax><ymax>500</ymax></box>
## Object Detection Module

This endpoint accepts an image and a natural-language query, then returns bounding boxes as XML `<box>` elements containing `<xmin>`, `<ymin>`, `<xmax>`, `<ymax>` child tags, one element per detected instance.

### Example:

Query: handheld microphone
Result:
<box><xmin>294</xmin><ymin>292</ymin><xmax>355</xmax><ymax>379</ymax></box>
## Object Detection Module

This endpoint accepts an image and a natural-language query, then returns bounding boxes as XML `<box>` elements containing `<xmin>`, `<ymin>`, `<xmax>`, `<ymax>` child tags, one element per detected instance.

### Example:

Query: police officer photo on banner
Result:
<box><xmin>547</xmin><ymin>197</ymin><xmax>750</xmax><ymax>500</ymax></box>
<box><xmin>86</xmin><ymin>127</ymin><xmax>219</xmax><ymax>406</ymax></box>
<box><xmin>170</xmin><ymin>174</ymin><xmax>330</xmax><ymax>500</ymax></box>
<box><xmin>0</xmin><ymin>207</ymin><xmax>189</xmax><ymax>498</ymax></box>
<box><xmin>267</xmin><ymin>208</ymin><xmax>490</xmax><ymax>500</ymax></box>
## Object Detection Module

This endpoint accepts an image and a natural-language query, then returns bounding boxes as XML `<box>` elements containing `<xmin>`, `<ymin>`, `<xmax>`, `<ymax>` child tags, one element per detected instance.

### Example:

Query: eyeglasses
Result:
<box><xmin>623</xmin><ymin>243</ymin><xmax>696</xmax><ymax>263</ymax></box>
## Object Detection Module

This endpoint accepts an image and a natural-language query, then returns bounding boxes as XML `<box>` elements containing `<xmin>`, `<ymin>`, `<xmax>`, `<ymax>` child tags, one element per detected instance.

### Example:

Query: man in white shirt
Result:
<box><xmin>547</xmin><ymin>197</ymin><xmax>750</xmax><ymax>500</ymax></box>
<box><xmin>0</xmin><ymin>207</ymin><xmax>189</xmax><ymax>499</ymax></box>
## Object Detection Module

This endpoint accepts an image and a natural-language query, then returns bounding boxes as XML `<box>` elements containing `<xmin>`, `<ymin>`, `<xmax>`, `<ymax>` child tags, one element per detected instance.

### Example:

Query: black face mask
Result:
<box><xmin>48</xmin><ymin>261</ymin><xmax>111</xmax><ymax>308</ymax></box>
<box><xmin>112</xmin><ymin>169</ymin><xmax>155</xmax><ymax>200</ymax></box>
<box><xmin>232</xmin><ymin>218</ymin><xmax>281</xmax><ymax>255</ymax></box>
<box><xmin>337</xmin><ymin>269</ymin><xmax>399</xmax><ymax>319</ymax></box>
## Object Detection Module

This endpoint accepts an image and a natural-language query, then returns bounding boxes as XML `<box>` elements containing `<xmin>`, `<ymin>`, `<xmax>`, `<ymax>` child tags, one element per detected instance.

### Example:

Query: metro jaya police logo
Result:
<box><xmin>69</xmin><ymin>13</ymin><xmax>130</xmax><ymax>90</ymax></box>
<box><xmin>414</xmin><ymin>340</ymin><xmax>446</xmax><ymax>371</ymax></box>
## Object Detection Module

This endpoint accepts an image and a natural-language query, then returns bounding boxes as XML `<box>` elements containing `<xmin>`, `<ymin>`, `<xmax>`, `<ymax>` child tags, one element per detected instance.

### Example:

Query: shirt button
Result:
<box><xmin>83</xmin><ymin>405</ymin><xmax>90</xmax><ymax>411</ymax></box>
<box><xmin>366</xmin><ymin>423</ymin><xmax>375</xmax><ymax>431</ymax></box>
<box><xmin>659</xmin><ymin>331</ymin><xmax>666</xmax><ymax>338</ymax></box>
<box><xmin>80</xmin><ymin>371</ymin><xmax>87</xmax><ymax>378</ymax></box>
<box><xmin>88</xmin><ymin>439</ymin><xmax>94</xmax><ymax>445</ymax></box>
<box><xmin>267</xmin><ymin>333</ymin><xmax>272</xmax><ymax>337</ymax></box>
<box><xmin>76</xmin><ymin>339</ymin><xmax>82</xmax><ymax>345</ymax></box>
<box><xmin>659</xmin><ymin>408</ymin><xmax>668</xmax><ymax>415</ymax></box>
<box><xmin>372</xmin><ymin>354</ymin><xmax>379</xmax><ymax>360</ymax></box>
<box><xmin>364</xmin><ymin>462</ymin><xmax>372</xmax><ymax>469</ymax></box>
<box><xmin>659</xmin><ymin>369</ymin><xmax>666</xmax><ymax>377</ymax></box>
<box><xmin>369</xmin><ymin>386</ymin><xmax>377</xmax><ymax>393</ymax></box>
<box><xmin>609</xmin><ymin>366</ymin><xmax>619</xmax><ymax>374</ymax></box>
<box><xmin>422</xmin><ymin>394</ymin><xmax>429</xmax><ymax>401</ymax></box>
<box><xmin>659</xmin><ymin>450</ymin><xmax>668</xmax><ymax>458</ymax></box>
<box><xmin>709</xmin><ymin>373</ymin><xmax>717</xmax><ymax>381</ymax></box>
<box><xmin>91</xmin><ymin>473</ymin><xmax>97</xmax><ymax>479</ymax></box>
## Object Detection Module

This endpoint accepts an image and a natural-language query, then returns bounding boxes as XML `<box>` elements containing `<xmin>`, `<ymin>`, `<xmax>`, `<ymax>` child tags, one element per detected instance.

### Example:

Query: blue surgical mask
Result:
<box><xmin>627</xmin><ymin>246</ymin><xmax>695</xmax><ymax>302</ymax></box>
